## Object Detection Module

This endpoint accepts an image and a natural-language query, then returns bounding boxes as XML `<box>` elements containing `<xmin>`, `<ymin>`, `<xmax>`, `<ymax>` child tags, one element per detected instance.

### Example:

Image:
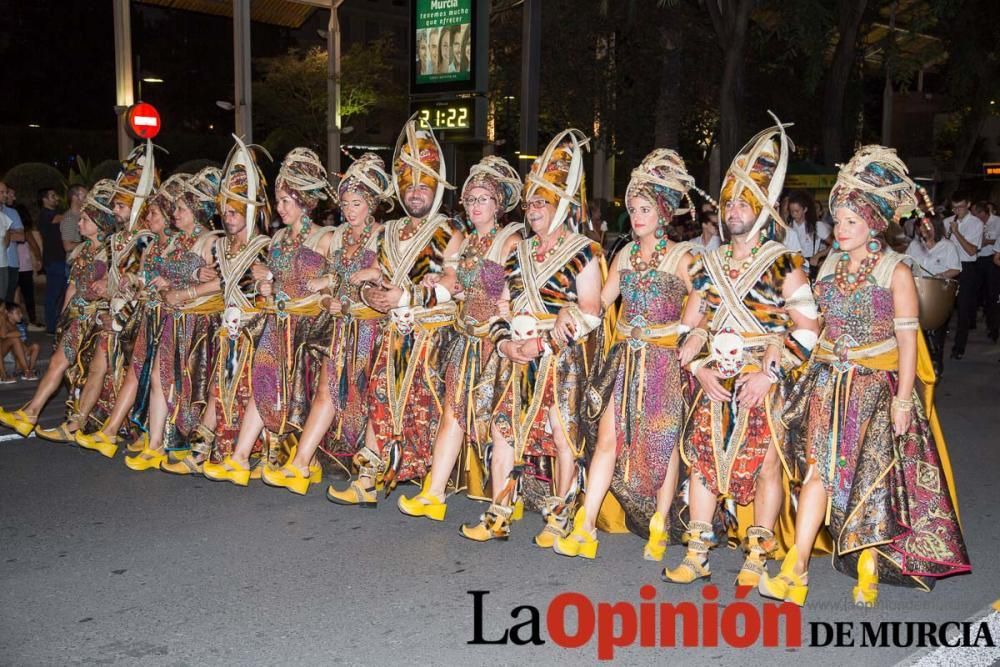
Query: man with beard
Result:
<box><xmin>327</xmin><ymin>117</ymin><xmax>464</xmax><ymax>507</ymax></box>
<box><xmin>663</xmin><ymin>116</ymin><xmax>821</xmax><ymax>587</ymax></box>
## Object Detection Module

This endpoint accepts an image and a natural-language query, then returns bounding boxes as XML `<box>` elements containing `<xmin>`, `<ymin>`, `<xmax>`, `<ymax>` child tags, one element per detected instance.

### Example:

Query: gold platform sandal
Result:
<box><xmin>758</xmin><ymin>545</ymin><xmax>809</xmax><ymax>606</ymax></box>
<box><xmin>737</xmin><ymin>525</ymin><xmax>776</xmax><ymax>587</ymax></box>
<box><xmin>662</xmin><ymin>521</ymin><xmax>713</xmax><ymax>584</ymax></box>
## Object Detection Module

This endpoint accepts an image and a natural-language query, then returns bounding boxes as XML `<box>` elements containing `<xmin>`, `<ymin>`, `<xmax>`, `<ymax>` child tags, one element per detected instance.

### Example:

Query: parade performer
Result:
<box><xmin>398</xmin><ymin>155</ymin><xmax>523</xmax><ymax>519</ymax></box>
<box><xmin>161</xmin><ymin>137</ymin><xmax>273</xmax><ymax>475</ymax></box>
<box><xmin>759</xmin><ymin>146</ymin><xmax>970</xmax><ymax>607</ymax></box>
<box><xmin>326</xmin><ymin>117</ymin><xmax>463</xmax><ymax>506</ymax></box>
<box><xmin>75</xmin><ymin>173</ymin><xmax>187</xmax><ymax>457</ymax></box>
<box><xmin>36</xmin><ymin>143</ymin><xmax>158</xmax><ymax>442</ymax></box>
<box><xmin>663</xmin><ymin>116</ymin><xmax>821</xmax><ymax>586</ymax></box>
<box><xmin>552</xmin><ymin>149</ymin><xmax>702</xmax><ymax>560</ymax></box>
<box><xmin>262</xmin><ymin>153</ymin><xmax>392</xmax><ymax>494</ymax></box>
<box><xmin>122</xmin><ymin>167</ymin><xmax>222</xmax><ymax>470</ymax></box>
<box><xmin>203</xmin><ymin>147</ymin><xmax>336</xmax><ymax>486</ymax></box>
<box><xmin>0</xmin><ymin>182</ymin><xmax>117</xmax><ymax>438</ymax></box>
<box><xmin>460</xmin><ymin>129</ymin><xmax>605</xmax><ymax>546</ymax></box>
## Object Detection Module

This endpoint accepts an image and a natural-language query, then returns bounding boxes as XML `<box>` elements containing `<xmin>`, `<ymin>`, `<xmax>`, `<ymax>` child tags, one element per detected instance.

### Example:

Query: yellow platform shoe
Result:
<box><xmin>160</xmin><ymin>450</ymin><xmax>204</xmax><ymax>475</ymax></box>
<box><xmin>398</xmin><ymin>483</ymin><xmax>448</xmax><ymax>521</ymax></box>
<box><xmin>553</xmin><ymin>508</ymin><xmax>599</xmax><ymax>559</ymax></box>
<box><xmin>327</xmin><ymin>478</ymin><xmax>378</xmax><ymax>507</ymax></box>
<box><xmin>76</xmin><ymin>430</ymin><xmax>119</xmax><ymax>458</ymax></box>
<box><xmin>125</xmin><ymin>447</ymin><xmax>166</xmax><ymax>471</ymax></box>
<box><xmin>852</xmin><ymin>549</ymin><xmax>879</xmax><ymax>607</ymax></box>
<box><xmin>643</xmin><ymin>511</ymin><xmax>668</xmax><ymax>562</ymax></box>
<box><xmin>203</xmin><ymin>456</ymin><xmax>251</xmax><ymax>486</ymax></box>
<box><xmin>262</xmin><ymin>463</ymin><xmax>311</xmax><ymax>495</ymax></box>
<box><xmin>737</xmin><ymin>525</ymin><xmax>776</xmax><ymax>587</ymax></box>
<box><xmin>758</xmin><ymin>545</ymin><xmax>809</xmax><ymax>606</ymax></box>
<box><xmin>0</xmin><ymin>409</ymin><xmax>37</xmax><ymax>437</ymax></box>
<box><xmin>35</xmin><ymin>421</ymin><xmax>78</xmax><ymax>443</ymax></box>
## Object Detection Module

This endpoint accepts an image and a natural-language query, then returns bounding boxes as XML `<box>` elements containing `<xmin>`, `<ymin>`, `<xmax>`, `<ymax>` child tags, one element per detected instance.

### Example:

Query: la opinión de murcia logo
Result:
<box><xmin>467</xmin><ymin>588</ymin><xmax>995</xmax><ymax>660</ymax></box>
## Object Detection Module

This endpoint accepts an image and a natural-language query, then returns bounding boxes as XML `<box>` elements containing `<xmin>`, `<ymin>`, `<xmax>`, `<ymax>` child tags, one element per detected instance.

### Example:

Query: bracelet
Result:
<box><xmin>687</xmin><ymin>327</ymin><xmax>709</xmax><ymax>345</ymax></box>
<box><xmin>536</xmin><ymin>337</ymin><xmax>544</xmax><ymax>354</ymax></box>
<box><xmin>891</xmin><ymin>396</ymin><xmax>914</xmax><ymax>413</ymax></box>
<box><xmin>327</xmin><ymin>274</ymin><xmax>336</xmax><ymax>289</ymax></box>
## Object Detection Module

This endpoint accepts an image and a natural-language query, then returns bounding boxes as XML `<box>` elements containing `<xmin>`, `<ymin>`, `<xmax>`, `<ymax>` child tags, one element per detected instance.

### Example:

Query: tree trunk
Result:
<box><xmin>706</xmin><ymin>0</ymin><xmax>753</xmax><ymax>170</ymax></box>
<box><xmin>822</xmin><ymin>0</ymin><xmax>868</xmax><ymax>166</ymax></box>
<box><xmin>654</xmin><ymin>23</ymin><xmax>684</xmax><ymax>148</ymax></box>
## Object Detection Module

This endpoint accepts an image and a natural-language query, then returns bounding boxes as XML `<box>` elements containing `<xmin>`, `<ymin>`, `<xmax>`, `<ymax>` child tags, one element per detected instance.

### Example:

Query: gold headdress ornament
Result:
<box><xmin>218</xmin><ymin>134</ymin><xmax>272</xmax><ymax>244</ymax></box>
<box><xmin>626</xmin><ymin>148</ymin><xmax>699</xmax><ymax>218</ymax></box>
<box><xmin>111</xmin><ymin>139</ymin><xmax>161</xmax><ymax>232</ymax></box>
<box><xmin>524</xmin><ymin>128</ymin><xmax>590</xmax><ymax>234</ymax></box>
<box><xmin>829</xmin><ymin>145</ymin><xmax>920</xmax><ymax>233</ymax></box>
<box><xmin>338</xmin><ymin>152</ymin><xmax>395</xmax><ymax>213</ymax></box>
<box><xmin>275</xmin><ymin>147</ymin><xmax>335</xmax><ymax>213</ymax></box>
<box><xmin>462</xmin><ymin>155</ymin><xmax>522</xmax><ymax>213</ymax></box>
<box><xmin>718</xmin><ymin>111</ymin><xmax>793</xmax><ymax>241</ymax></box>
<box><xmin>392</xmin><ymin>112</ymin><xmax>454</xmax><ymax>219</ymax></box>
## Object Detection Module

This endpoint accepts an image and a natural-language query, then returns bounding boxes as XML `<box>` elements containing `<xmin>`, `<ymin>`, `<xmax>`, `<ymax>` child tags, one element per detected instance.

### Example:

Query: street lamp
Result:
<box><xmin>216</xmin><ymin>100</ymin><xmax>236</xmax><ymax>111</ymax></box>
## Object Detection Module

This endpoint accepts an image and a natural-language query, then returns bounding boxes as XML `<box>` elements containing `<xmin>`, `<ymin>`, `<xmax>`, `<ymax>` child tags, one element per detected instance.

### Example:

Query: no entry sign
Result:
<box><xmin>125</xmin><ymin>102</ymin><xmax>161</xmax><ymax>140</ymax></box>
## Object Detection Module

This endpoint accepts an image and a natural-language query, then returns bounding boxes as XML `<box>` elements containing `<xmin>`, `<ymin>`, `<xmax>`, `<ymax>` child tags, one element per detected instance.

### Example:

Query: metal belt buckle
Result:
<box><xmin>832</xmin><ymin>333</ymin><xmax>858</xmax><ymax>374</ymax></box>
<box><xmin>627</xmin><ymin>315</ymin><xmax>649</xmax><ymax>351</ymax></box>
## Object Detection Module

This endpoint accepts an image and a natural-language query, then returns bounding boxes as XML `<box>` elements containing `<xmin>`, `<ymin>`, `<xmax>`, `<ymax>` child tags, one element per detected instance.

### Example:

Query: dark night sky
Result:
<box><xmin>0</xmin><ymin>0</ymin><xmax>323</xmax><ymax>171</ymax></box>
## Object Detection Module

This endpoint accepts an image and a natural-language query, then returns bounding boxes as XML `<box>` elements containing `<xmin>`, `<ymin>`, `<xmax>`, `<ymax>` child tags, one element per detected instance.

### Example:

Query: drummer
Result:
<box><xmin>906</xmin><ymin>215</ymin><xmax>960</xmax><ymax>374</ymax></box>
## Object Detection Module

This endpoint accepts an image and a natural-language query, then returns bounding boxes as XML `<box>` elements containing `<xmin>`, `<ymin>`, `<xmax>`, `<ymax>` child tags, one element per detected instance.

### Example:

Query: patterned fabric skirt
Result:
<box><xmin>367</xmin><ymin>323</ymin><xmax>452</xmax><ymax>483</ymax></box>
<box><xmin>252</xmin><ymin>313</ymin><xmax>315</xmax><ymax>436</ymax></box>
<box><xmin>317</xmin><ymin>315</ymin><xmax>380</xmax><ymax>460</ymax></box>
<box><xmin>209</xmin><ymin>331</ymin><xmax>265</xmax><ymax>463</ymax></box>
<box><xmin>782</xmin><ymin>363</ymin><xmax>971</xmax><ymax>588</ymax></box>
<box><xmin>585</xmin><ymin>342</ymin><xmax>690</xmax><ymax>534</ymax></box>
<box><xmin>681</xmin><ymin>374</ymin><xmax>784</xmax><ymax>506</ymax></box>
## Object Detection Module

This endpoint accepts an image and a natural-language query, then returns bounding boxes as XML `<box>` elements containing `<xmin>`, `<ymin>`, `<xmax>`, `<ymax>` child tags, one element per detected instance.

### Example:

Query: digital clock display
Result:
<box><xmin>414</xmin><ymin>102</ymin><xmax>472</xmax><ymax>131</ymax></box>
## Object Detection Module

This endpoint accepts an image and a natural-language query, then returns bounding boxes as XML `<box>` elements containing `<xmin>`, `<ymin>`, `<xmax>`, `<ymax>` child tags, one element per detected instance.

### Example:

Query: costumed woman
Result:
<box><xmin>552</xmin><ymin>149</ymin><xmax>702</xmax><ymax>560</ymax></box>
<box><xmin>262</xmin><ymin>153</ymin><xmax>392</xmax><ymax>494</ymax></box>
<box><xmin>397</xmin><ymin>155</ymin><xmax>524</xmax><ymax>519</ymax></box>
<box><xmin>124</xmin><ymin>167</ymin><xmax>223</xmax><ymax>471</ymax></box>
<box><xmin>759</xmin><ymin>145</ymin><xmax>970</xmax><ymax>607</ymax></box>
<box><xmin>461</xmin><ymin>129</ymin><xmax>605</xmax><ymax>546</ymax></box>
<box><xmin>203</xmin><ymin>148</ymin><xmax>336</xmax><ymax>486</ymax></box>
<box><xmin>0</xmin><ymin>182</ymin><xmax>117</xmax><ymax>438</ymax></box>
<box><xmin>161</xmin><ymin>137</ymin><xmax>273</xmax><ymax>475</ymax></box>
<box><xmin>326</xmin><ymin>118</ymin><xmax>463</xmax><ymax>506</ymax></box>
<box><xmin>75</xmin><ymin>173</ymin><xmax>188</xmax><ymax>457</ymax></box>
<box><xmin>662</xmin><ymin>116</ymin><xmax>821</xmax><ymax>587</ymax></box>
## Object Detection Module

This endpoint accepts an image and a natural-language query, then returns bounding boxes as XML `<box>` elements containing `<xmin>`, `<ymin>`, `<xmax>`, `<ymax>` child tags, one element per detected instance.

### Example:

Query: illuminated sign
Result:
<box><xmin>411</xmin><ymin>0</ymin><xmax>484</xmax><ymax>95</ymax></box>
<box><xmin>985</xmin><ymin>162</ymin><xmax>1000</xmax><ymax>180</ymax></box>
<box><xmin>411</xmin><ymin>100</ymin><xmax>472</xmax><ymax>131</ymax></box>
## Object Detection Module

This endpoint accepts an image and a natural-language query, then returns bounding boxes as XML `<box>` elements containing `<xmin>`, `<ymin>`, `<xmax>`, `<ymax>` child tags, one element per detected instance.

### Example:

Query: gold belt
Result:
<box><xmin>613</xmin><ymin>320</ymin><xmax>681</xmax><ymax>348</ymax></box>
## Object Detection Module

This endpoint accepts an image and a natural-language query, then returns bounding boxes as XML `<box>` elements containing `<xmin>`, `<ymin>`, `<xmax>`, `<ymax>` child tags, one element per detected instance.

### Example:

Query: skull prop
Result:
<box><xmin>711</xmin><ymin>328</ymin><xmax>745</xmax><ymax>378</ymax></box>
<box><xmin>223</xmin><ymin>306</ymin><xmax>242</xmax><ymax>340</ymax></box>
<box><xmin>390</xmin><ymin>306</ymin><xmax>415</xmax><ymax>335</ymax></box>
<box><xmin>511</xmin><ymin>313</ymin><xmax>539</xmax><ymax>341</ymax></box>
<box><xmin>110</xmin><ymin>296</ymin><xmax>130</xmax><ymax>333</ymax></box>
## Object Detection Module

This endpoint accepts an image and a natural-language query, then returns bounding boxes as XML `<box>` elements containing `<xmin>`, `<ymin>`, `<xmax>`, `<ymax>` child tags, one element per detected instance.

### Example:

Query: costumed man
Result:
<box><xmin>162</xmin><ymin>137</ymin><xmax>273</xmax><ymax>475</ymax></box>
<box><xmin>37</xmin><ymin>142</ymin><xmax>158</xmax><ymax>442</ymax></box>
<box><xmin>327</xmin><ymin>115</ymin><xmax>464</xmax><ymax>506</ymax></box>
<box><xmin>664</xmin><ymin>115</ymin><xmax>821</xmax><ymax>586</ymax></box>
<box><xmin>461</xmin><ymin>129</ymin><xmax>606</xmax><ymax>546</ymax></box>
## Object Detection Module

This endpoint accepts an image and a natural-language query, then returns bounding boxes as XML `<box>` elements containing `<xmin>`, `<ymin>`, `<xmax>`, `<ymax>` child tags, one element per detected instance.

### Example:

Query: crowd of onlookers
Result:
<box><xmin>0</xmin><ymin>181</ymin><xmax>85</xmax><ymax>382</ymax></box>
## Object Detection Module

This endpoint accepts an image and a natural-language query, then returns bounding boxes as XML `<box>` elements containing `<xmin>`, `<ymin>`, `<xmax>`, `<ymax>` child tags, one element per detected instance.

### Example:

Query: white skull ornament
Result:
<box><xmin>711</xmin><ymin>328</ymin><xmax>745</xmax><ymax>378</ymax></box>
<box><xmin>223</xmin><ymin>306</ymin><xmax>242</xmax><ymax>340</ymax></box>
<box><xmin>110</xmin><ymin>296</ymin><xmax>129</xmax><ymax>332</ymax></box>
<box><xmin>511</xmin><ymin>313</ymin><xmax>539</xmax><ymax>341</ymax></box>
<box><xmin>390</xmin><ymin>306</ymin><xmax>415</xmax><ymax>335</ymax></box>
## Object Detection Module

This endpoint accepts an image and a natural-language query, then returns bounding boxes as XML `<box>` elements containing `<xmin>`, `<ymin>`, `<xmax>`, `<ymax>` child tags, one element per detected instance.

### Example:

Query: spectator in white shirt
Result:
<box><xmin>906</xmin><ymin>216</ymin><xmax>961</xmax><ymax>372</ymax></box>
<box><xmin>784</xmin><ymin>190</ymin><xmax>831</xmax><ymax>279</ymax></box>
<box><xmin>690</xmin><ymin>212</ymin><xmax>721</xmax><ymax>256</ymax></box>
<box><xmin>976</xmin><ymin>202</ymin><xmax>1000</xmax><ymax>342</ymax></box>
<box><xmin>943</xmin><ymin>192</ymin><xmax>984</xmax><ymax>358</ymax></box>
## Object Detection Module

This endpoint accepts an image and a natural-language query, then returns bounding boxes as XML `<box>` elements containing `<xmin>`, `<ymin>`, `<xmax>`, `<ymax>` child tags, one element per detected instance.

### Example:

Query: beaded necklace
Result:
<box><xmin>270</xmin><ymin>216</ymin><xmax>312</xmax><ymax>274</ymax></box>
<box><xmin>399</xmin><ymin>217</ymin><xmax>425</xmax><ymax>242</ymax></box>
<box><xmin>723</xmin><ymin>232</ymin><xmax>767</xmax><ymax>280</ymax></box>
<box><xmin>629</xmin><ymin>226</ymin><xmax>669</xmax><ymax>290</ymax></box>
<box><xmin>531</xmin><ymin>228</ymin><xmax>568</xmax><ymax>263</ymax></box>
<box><xmin>834</xmin><ymin>250</ymin><xmax>880</xmax><ymax>293</ymax></box>
<box><xmin>342</xmin><ymin>217</ymin><xmax>374</xmax><ymax>258</ymax></box>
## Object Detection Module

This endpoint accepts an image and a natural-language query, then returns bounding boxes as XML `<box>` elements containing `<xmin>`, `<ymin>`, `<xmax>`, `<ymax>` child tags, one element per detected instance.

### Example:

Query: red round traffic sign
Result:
<box><xmin>126</xmin><ymin>102</ymin><xmax>161</xmax><ymax>140</ymax></box>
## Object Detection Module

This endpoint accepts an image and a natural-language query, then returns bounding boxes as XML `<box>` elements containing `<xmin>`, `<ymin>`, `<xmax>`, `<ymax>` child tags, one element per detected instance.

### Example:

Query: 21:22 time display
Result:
<box><xmin>416</xmin><ymin>104</ymin><xmax>471</xmax><ymax>130</ymax></box>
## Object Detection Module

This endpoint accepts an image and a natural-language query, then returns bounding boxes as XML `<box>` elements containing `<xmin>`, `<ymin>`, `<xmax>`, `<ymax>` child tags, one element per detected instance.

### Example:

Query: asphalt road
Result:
<box><xmin>1</xmin><ymin>329</ymin><xmax>998</xmax><ymax>666</ymax></box>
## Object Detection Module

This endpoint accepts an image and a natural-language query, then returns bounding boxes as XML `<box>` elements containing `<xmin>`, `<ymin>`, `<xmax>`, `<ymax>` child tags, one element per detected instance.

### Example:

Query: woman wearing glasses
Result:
<box><xmin>398</xmin><ymin>156</ymin><xmax>523</xmax><ymax>519</ymax></box>
<box><xmin>459</xmin><ymin>130</ymin><xmax>606</xmax><ymax>546</ymax></box>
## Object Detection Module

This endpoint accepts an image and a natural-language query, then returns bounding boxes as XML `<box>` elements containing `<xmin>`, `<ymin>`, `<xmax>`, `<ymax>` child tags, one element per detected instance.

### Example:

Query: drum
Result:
<box><xmin>914</xmin><ymin>276</ymin><xmax>957</xmax><ymax>330</ymax></box>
